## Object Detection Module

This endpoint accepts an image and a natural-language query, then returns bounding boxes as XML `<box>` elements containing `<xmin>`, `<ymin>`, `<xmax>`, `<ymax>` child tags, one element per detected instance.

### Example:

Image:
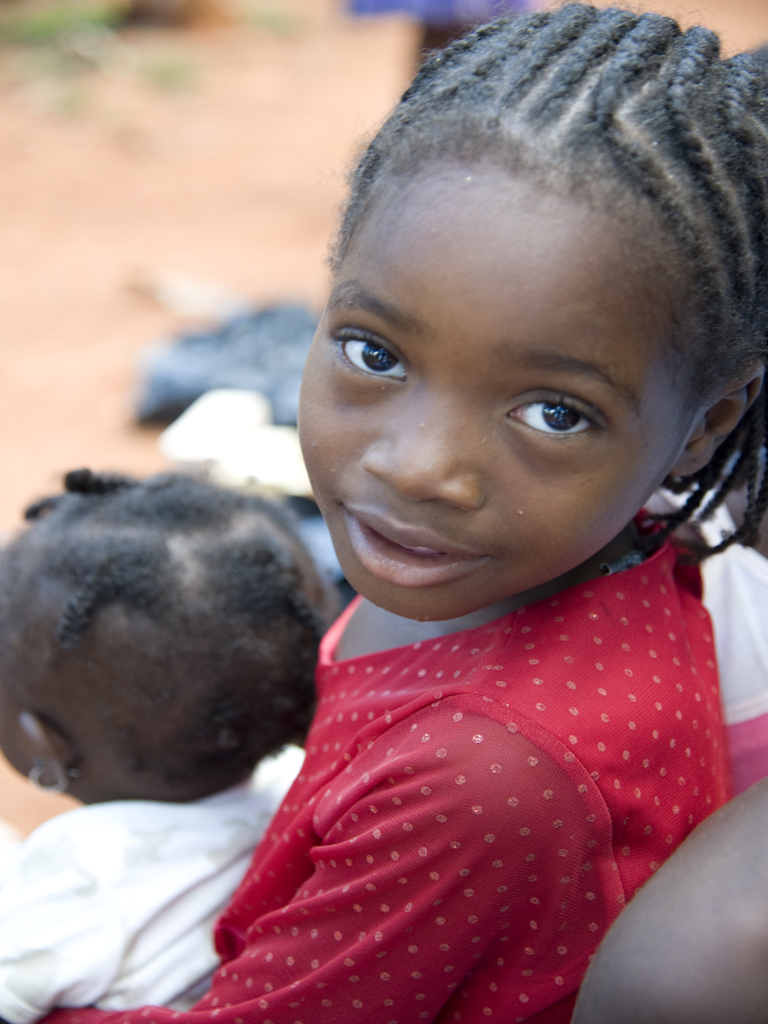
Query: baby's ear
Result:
<box><xmin>19</xmin><ymin>711</ymin><xmax>77</xmax><ymax>791</ymax></box>
<box><xmin>669</xmin><ymin>365</ymin><xmax>765</xmax><ymax>477</ymax></box>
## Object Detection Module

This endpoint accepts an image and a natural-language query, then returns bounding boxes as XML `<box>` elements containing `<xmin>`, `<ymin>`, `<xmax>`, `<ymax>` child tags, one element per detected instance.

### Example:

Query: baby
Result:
<box><xmin>0</xmin><ymin>469</ymin><xmax>332</xmax><ymax>1023</ymax></box>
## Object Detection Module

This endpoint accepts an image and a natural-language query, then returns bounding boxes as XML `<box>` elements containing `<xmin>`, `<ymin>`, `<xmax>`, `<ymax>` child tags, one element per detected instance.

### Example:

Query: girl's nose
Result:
<box><xmin>360</xmin><ymin>417</ymin><xmax>485</xmax><ymax>511</ymax></box>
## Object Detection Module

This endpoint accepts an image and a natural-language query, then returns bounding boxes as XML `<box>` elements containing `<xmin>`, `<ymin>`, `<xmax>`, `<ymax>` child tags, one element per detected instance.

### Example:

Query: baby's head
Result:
<box><xmin>300</xmin><ymin>4</ymin><xmax>768</xmax><ymax>623</ymax></box>
<box><xmin>0</xmin><ymin>470</ymin><xmax>332</xmax><ymax>804</ymax></box>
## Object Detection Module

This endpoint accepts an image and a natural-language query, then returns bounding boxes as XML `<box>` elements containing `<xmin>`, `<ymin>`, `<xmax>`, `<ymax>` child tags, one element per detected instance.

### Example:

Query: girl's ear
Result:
<box><xmin>669</xmin><ymin>366</ymin><xmax>765</xmax><ymax>478</ymax></box>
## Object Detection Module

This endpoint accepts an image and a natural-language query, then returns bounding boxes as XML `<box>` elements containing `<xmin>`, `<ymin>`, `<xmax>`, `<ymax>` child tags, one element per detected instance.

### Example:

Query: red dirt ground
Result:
<box><xmin>0</xmin><ymin>0</ymin><xmax>766</xmax><ymax>833</ymax></box>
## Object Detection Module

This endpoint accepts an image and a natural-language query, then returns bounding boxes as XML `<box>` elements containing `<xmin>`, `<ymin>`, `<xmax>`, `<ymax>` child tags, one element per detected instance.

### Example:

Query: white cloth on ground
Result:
<box><xmin>0</xmin><ymin>744</ymin><xmax>304</xmax><ymax>1024</ymax></box>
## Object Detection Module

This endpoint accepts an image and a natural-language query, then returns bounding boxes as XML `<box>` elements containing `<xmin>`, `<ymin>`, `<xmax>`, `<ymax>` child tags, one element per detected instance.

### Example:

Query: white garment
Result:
<box><xmin>644</xmin><ymin>491</ymin><xmax>768</xmax><ymax>724</ymax></box>
<box><xmin>701</xmin><ymin>540</ymin><xmax>768</xmax><ymax>725</ymax></box>
<box><xmin>0</xmin><ymin>745</ymin><xmax>304</xmax><ymax>1024</ymax></box>
<box><xmin>697</xmin><ymin>509</ymin><xmax>768</xmax><ymax>792</ymax></box>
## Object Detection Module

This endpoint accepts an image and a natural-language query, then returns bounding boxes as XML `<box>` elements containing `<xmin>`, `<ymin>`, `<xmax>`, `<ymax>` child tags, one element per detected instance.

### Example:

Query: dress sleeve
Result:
<box><xmin>43</xmin><ymin>695</ymin><xmax>619</xmax><ymax>1024</ymax></box>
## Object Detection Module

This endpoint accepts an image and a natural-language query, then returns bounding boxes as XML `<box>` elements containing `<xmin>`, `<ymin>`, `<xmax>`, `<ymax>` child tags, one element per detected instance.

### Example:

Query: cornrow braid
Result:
<box><xmin>52</xmin><ymin>542</ymin><xmax>166</xmax><ymax>649</ymax></box>
<box><xmin>56</xmin><ymin>577</ymin><xmax>101</xmax><ymax>649</ymax></box>
<box><xmin>736</xmin><ymin>390</ymin><xmax>768</xmax><ymax>547</ymax></box>
<box><xmin>590</xmin><ymin>15</ymin><xmax>681</xmax><ymax>131</ymax></box>
<box><xmin>522</xmin><ymin>7</ymin><xmax>636</xmax><ymax>121</ymax></box>
<box><xmin>495</xmin><ymin>5</ymin><xmax>604</xmax><ymax>108</ymax></box>
<box><xmin>722</xmin><ymin>54</ymin><xmax>768</xmax><ymax>331</ymax></box>
<box><xmin>334</xmin><ymin>4</ymin><xmax>768</xmax><ymax>558</ymax></box>
<box><xmin>64</xmin><ymin>468</ymin><xmax>136</xmax><ymax>496</ymax></box>
<box><xmin>25</xmin><ymin>496</ymin><xmax>63</xmax><ymax>521</ymax></box>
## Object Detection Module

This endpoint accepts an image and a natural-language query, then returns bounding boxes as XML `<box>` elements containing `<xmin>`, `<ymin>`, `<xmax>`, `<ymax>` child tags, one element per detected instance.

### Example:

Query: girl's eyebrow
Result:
<box><xmin>327</xmin><ymin>281</ymin><xmax>420</xmax><ymax>333</ymax></box>
<box><xmin>517</xmin><ymin>350</ymin><xmax>638</xmax><ymax>410</ymax></box>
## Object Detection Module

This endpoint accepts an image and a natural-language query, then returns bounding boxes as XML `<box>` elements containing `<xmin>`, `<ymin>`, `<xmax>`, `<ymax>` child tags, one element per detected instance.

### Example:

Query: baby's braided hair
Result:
<box><xmin>334</xmin><ymin>4</ymin><xmax>768</xmax><ymax>555</ymax></box>
<box><xmin>2</xmin><ymin>470</ymin><xmax>333</xmax><ymax>789</ymax></box>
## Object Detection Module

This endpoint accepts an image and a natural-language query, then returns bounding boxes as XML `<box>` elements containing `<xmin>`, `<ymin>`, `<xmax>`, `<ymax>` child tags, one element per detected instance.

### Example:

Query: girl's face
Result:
<box><xmin>300</xmin><ymin>166</ymin><xmax>697</xmax><ymax>623</ymax></box>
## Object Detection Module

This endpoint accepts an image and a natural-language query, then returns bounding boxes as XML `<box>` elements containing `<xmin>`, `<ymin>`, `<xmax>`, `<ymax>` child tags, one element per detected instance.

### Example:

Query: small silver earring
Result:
<box><xmin>28</xmin><ymin>759</ymin><xmax>69</xmax><ymax>793</ymax></box>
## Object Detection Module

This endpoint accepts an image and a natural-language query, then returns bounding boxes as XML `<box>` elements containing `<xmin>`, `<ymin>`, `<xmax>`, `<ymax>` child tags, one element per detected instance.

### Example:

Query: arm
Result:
<box><xmin>573</xmin><ymin>776</ymin><xmax>768</xmax><ymax>1024</ymax></box>
<box><xmin>46</xmin><ymin>700</ymin><xmax>617</xmax><ymax>1024</ymax></box>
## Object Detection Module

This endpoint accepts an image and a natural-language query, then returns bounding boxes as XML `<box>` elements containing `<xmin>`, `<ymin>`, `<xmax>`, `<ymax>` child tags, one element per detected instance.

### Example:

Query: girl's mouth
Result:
<box><xmin>342</xmin><ymin>507</ymin><xmax>489</xmax><ymax>589</ymax></box>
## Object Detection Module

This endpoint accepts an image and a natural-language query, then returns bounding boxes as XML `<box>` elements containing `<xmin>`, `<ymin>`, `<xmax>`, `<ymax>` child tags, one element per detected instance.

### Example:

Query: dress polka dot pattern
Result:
<box><xmin>45</xmin><ymin>543</ymin><xmax>730</xmax><ymax>1024</ymax></box>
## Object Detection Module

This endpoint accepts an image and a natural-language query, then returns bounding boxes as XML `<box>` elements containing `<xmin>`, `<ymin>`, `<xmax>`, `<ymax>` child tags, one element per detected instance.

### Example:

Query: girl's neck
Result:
<box><xmin>336</xmin><ymin>520</ymin><xmax>640</xmax><ymax>661</ymax></box>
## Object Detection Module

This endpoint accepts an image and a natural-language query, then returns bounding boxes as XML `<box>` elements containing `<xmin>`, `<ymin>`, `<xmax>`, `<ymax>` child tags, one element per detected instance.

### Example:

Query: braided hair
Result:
<box><xmin>334</xmin><ymin>4</ymin><xmax>768</xmax><ymax>555</ymax></box>
<box><xmin>0</xmin><ymin>470</ymin><xmax>333</xmax><ymax>791</ymax></box>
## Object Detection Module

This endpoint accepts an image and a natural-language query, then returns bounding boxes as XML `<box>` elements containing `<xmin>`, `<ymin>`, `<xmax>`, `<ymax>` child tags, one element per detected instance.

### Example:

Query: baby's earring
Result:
<box><xmin>28</xmin><ymin>759</ymin><xmax>78</xmax><ymax>793</ymax></box>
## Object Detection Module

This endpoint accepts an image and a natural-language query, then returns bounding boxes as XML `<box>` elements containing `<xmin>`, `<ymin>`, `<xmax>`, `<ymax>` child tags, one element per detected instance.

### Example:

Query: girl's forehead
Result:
<box><xmin>350</xmin><ymin>164</ymin><xmax>659</xmax><ymax>281</ymax></box>
<box><xmin>332</xmin><ymin>165</ymin><xmax>680</xmax><ymax>376</ymax></box>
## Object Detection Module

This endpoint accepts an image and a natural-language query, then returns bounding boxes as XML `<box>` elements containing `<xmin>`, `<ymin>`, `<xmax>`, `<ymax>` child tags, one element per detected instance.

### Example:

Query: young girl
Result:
<box><xmin>41</xmin><ymin>6</ymin><xmax>768</xmax><ymax>1023</ymax></box>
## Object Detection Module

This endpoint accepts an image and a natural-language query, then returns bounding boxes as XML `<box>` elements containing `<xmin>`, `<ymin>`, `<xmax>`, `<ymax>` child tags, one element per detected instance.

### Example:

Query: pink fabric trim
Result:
<box><xmin>728</xmin><ymin>713</ymin><xmax>768</xmax><ymax>794</ymax></box>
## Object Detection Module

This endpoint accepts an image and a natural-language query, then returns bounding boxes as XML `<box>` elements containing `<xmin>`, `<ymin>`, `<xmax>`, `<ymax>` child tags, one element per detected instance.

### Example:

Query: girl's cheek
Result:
<box><xmin>300</xmin><ymin>346</ymin><xmax>344</xmax><ymax>430</ymax></box>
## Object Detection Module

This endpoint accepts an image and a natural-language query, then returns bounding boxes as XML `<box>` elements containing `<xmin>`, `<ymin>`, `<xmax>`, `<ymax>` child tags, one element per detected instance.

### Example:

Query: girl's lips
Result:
<box><xmin>342</xmin><ymin>508</ymin><xmax>489</xmax><ymax>589</ymax></box>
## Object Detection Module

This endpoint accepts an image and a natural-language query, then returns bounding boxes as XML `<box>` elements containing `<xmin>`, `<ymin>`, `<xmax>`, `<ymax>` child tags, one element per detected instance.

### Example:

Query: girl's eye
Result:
<box><xmin>342</xmin><ymin>339</ymin><xmax>405</xmax><ymax>379</ymax></box>
<box><xmin>515</xmin><ymin>401</ymin><xmax>591</xmax><ymax>435</ymax></box>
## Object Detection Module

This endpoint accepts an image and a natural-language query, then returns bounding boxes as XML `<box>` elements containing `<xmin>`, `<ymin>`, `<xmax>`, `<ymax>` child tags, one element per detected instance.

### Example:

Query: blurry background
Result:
<box><xmin>1</xmin><ymin>0</ymin><xmax>767</xmax><ymax>832</ymax></box>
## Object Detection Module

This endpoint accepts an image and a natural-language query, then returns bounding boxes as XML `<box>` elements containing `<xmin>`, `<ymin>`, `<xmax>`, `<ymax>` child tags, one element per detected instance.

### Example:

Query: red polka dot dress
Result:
<box><xmin>45</xmin><ymin>542</ymin><xmax>730</xmax><ymax>1024</ymax></box>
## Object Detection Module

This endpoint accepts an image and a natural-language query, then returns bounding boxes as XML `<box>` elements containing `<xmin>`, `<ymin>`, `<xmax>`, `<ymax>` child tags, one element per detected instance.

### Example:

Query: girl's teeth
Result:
<box><xmin>398</xmin><ymin>542</ymin><xmax>443</xmax><ymax>556</ymax></box>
